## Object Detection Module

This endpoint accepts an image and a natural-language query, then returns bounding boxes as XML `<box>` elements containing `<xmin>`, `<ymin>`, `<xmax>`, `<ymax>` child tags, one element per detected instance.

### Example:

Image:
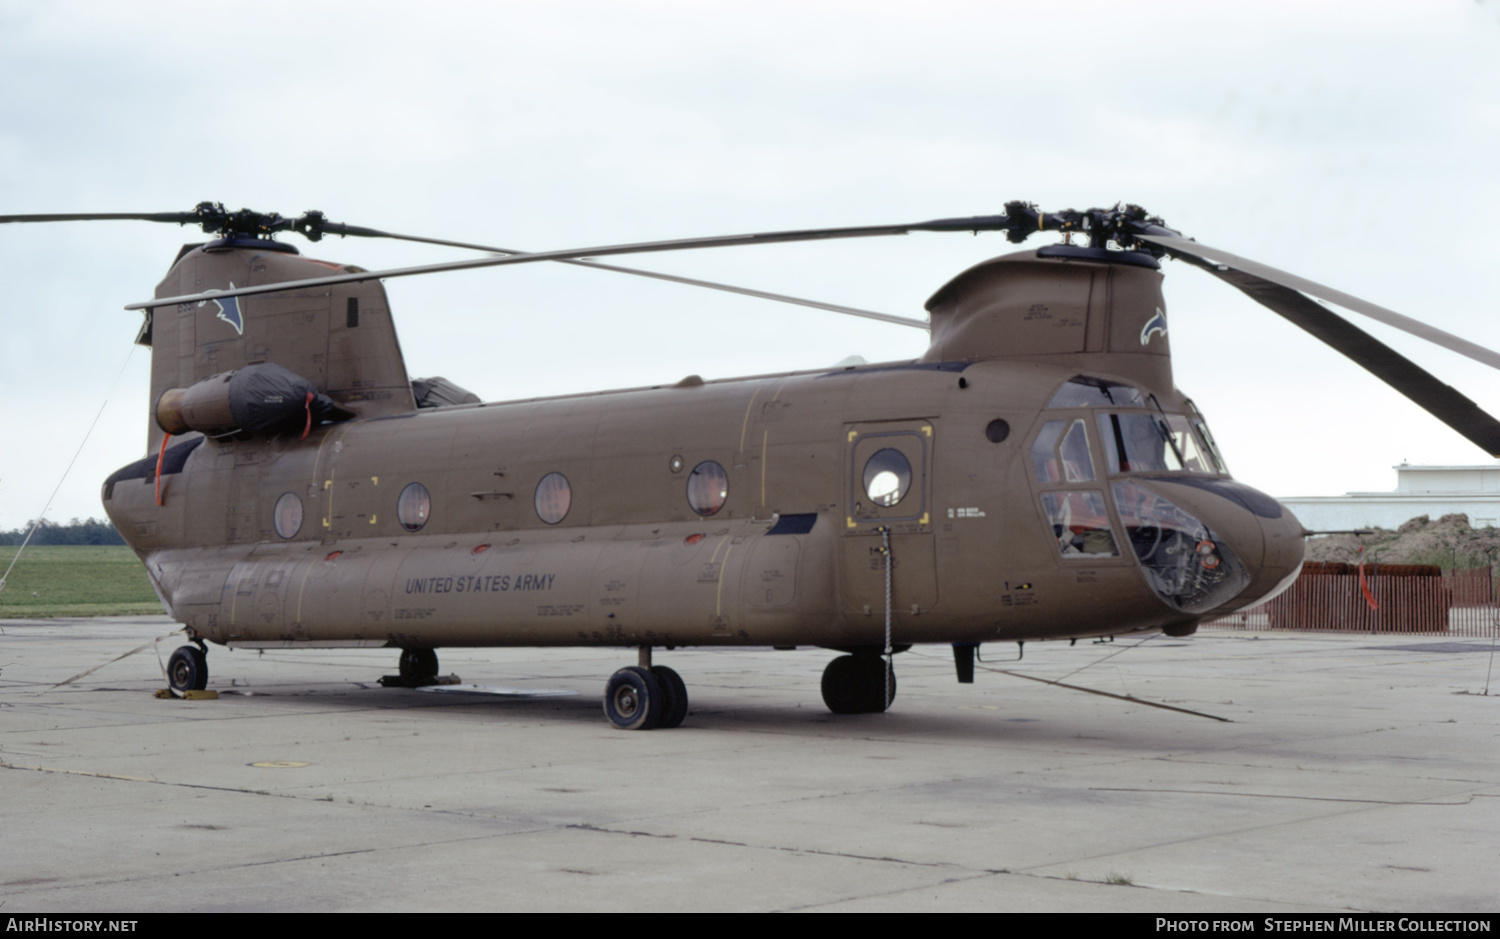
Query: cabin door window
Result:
<box><xmin>840</xmin><ymin>421</ymin><xmax>937</xmax><ymax>615</ymax></box>
<box><xmin>847</xmin><ymin>426</ymin><xmax>930</xmax><ymax>528</ymax></box>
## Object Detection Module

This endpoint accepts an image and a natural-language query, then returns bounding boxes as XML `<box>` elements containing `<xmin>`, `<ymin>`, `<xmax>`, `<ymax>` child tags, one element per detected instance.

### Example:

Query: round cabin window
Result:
<box><xmin>862</xmin><ymin>448</ymin><xmax>912</xmax><ymax>507</ymax></box>
<box><xmin>534</xmin><ymin>472</ymin><xmax>572</xmax><ymax>525</ymax></box>
<box><xmin>686</xmin><ymin>461</ymin><xmax>728</xmax><ymax>517</ymax></box>
<box><xmin>273</xmin><ymin>491</ymin><xmax>303</xmax><ymax>539</ymax></box>
<box><xmin>397</xmin><ymin>482</ymin><xmax>431</xmax><ymax>532</ymax></box>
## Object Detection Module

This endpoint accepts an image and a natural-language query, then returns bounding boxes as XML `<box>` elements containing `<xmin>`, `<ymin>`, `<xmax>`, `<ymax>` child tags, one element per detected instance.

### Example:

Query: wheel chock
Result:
<box><xmin>378</xmin><ymin>673</ymin><xmax>461</xmax><ymax>688</ymax></box>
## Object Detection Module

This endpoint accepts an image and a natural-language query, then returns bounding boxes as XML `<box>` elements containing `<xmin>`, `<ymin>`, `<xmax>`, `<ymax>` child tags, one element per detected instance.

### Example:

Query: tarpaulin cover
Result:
<box><xmin>411</xmin><ymin>376</ymin><xmax>481</xmax><ymax>409</ymax></box>
<box><xmin>228</xmin><ymin>363</ymin><xmax>353</xmax><ymax>435</ymax></box>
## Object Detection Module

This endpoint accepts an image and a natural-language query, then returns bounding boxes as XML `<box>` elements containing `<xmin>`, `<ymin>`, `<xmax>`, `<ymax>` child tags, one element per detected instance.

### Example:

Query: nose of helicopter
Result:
<box><xmin>1247</xmin><ymin>497</ymin><xmax>1307</xmax><ymax>607</ymax></box>
<box><xmin>1119</xmin><ymin>477</ymin><xmax>1305</xmax><ymax>615</ymax></box>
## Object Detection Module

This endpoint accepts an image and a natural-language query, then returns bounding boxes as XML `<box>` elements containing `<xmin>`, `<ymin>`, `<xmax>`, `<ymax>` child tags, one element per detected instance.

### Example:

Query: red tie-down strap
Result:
<box><xmin>1357</xmin><ymin>544</ymin><xmax>1379</xmax><ymax>611</ymax></box>
<box><xmin>301</xmin><ymin>391</ymin><xmax>315</xmax><ymax>440</ymax></box>
<box><xmin>155</xmin><ymin>433</ymin><xmax>171</xmax><ymax>507</ymax></box>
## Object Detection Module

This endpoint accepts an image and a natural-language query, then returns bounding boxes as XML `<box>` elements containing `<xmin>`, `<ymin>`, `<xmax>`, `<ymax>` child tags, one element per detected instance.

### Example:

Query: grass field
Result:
<box><xmin>0</xmin><ymin>545</ymin><xmax>163</xmax><ymax>618</ymax></box>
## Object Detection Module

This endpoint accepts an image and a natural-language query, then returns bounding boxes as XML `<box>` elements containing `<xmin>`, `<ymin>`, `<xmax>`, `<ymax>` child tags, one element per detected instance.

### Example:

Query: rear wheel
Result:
<box><xmin>168</xmin><ymin>645</ymin><xmax>208</xmax><ymax>697</ymax></box>
<box><xmin>398</xmin><ymin>648</ymin><xmax>438</xmax><ymax>679</ymax></box>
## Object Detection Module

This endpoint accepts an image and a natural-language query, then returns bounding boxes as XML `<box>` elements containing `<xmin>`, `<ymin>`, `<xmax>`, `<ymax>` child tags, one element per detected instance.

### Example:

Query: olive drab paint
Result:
<box><xmin>104</xmin><ymin>240</ymin><xmax>1307</xmax><ymax>672</ymax></box>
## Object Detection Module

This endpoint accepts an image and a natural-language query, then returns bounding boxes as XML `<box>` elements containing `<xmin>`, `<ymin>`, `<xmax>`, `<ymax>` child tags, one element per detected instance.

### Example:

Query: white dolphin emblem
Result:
<box><xmin>1140</xmin><ymin>307</ymin><xmax>1167</xmax><ymax>346</ymax></box>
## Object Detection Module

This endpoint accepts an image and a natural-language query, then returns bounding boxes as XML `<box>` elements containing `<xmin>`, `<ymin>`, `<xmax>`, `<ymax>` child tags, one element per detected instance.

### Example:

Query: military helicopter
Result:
<box><xmin>7</xmin><ymin>200</ymin><xmax>1500</xmax><ymax>729</ymax></box>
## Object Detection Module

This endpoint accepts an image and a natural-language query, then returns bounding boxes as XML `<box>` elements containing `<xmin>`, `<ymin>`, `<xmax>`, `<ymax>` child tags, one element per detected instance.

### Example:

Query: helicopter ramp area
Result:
<box><xmin>1</xmin><ymin>616</ymin><xmax>1495</xmax><ymax>913</ymax></box>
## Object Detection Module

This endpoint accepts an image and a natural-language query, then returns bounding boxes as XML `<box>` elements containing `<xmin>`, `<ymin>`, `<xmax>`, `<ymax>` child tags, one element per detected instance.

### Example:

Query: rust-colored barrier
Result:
<box><xmin>1205</xmin><ymin>564</ymin><xmax>1498</xmax><ymax>636</ymax></box>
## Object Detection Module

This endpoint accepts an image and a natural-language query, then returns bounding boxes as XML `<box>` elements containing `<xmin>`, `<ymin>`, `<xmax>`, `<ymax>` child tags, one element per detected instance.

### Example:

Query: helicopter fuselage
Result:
<box><xmin>103</xmin><ymin>354</ymin><xmax>1304</xmax><ymax>652</ymax></box>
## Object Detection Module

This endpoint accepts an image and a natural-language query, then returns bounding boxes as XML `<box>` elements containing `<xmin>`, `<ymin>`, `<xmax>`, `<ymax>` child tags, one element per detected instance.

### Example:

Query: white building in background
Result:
<box><xmin>1278</xmin><ymin>464</ymin><xmax>1500</xmax><ymax>531</ymax></box>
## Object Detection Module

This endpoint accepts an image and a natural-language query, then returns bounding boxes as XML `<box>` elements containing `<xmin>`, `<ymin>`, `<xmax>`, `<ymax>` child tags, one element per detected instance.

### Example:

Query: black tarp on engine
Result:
<box><xmin>229</xmin><ymin>363</ymin><xmax>354</xmax><ymax>436</ymax></box>
<box><xmin>411</xmin><ymin>376</ymin><xmax>481</xmax><ymax>409</ymax></box>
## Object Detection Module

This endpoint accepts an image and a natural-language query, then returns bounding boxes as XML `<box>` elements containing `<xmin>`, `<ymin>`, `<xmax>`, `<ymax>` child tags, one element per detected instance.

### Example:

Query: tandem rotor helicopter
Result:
<box><xmin>7</xmin><ymin>200</ymin><xmax>1500</xmax><ymax>729</ymax></box>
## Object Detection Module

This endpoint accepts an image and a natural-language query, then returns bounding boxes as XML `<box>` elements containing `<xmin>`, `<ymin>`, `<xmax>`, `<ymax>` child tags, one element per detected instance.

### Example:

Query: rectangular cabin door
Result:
<box><xmin>839</xmin><ymin>421</ymin><xmax>938</xmax><ymax>619</ymax></box>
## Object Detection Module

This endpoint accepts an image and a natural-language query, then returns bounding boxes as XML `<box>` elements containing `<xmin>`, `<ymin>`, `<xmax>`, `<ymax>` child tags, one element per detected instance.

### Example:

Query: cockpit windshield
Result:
<box><xmin>1189</xmin><ymin>415</ymin><xmax>1229</xmax><ymax>475</ymax></box>
<box><xmin>1162</xmin><ymin>415</ymin><xmax>1222</xmax><ymax>474</ymax></box>
<box><xmin>1096</xmin><ymin>412</ymin><xmax>1226</xmax><ymax>476</ymax></box>
<box><xmin>1044</xmin><ymin>377</ymin><xmax>1229</xmax><ymax>478</ymax></box>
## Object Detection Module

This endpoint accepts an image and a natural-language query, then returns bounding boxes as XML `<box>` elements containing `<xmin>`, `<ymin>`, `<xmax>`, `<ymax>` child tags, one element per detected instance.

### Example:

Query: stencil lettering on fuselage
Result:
<box><xmin>403</xmin><ymin>573</ymin><xmax>556</xmax><ymax>594</ymax></box>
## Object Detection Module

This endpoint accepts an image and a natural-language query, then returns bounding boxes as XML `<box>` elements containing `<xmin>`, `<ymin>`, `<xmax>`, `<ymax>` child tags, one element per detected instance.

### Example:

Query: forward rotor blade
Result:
<box><xmin>1189</xmin><ymin>258</ymin><xmax>1500</xmax><ymax>456</ymax></box>
<box><xmin>324</xmin><ymin>226</ymin><xmax>927</xmax><ymax>329</ymax></box>
<box><xmin>540</xmin><ymin>258</ymin><xmax>927</xmax><ymax>329</ymax></box>
<box><xmin>127</xmin><ymin>214</ymin><xmax>1016</xmax><ymax>310</ymax></box>
<box><xmin>1137</xmin><ymin>233</ymin><xmax>1500</xmax><ymax>372</ymax></box>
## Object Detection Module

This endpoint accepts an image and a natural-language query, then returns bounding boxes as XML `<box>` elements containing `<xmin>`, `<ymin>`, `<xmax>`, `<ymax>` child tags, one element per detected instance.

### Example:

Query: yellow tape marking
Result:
<box><xmin>760</xmin><ymin>430</ymin><xmax>769</xmax><ymax>507</ymax></box>
<box><xmin>738</xmin><ymin>387</ymin><xmax>761</xmax><ymax>453</ymax></box>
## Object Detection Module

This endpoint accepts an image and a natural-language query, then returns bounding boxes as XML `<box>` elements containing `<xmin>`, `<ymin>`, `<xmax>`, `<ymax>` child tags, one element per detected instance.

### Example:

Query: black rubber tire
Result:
<box><xmin>399</xmin><ymin>648</ymin><xmax>439</xmax><ymax>679</ymax></box>
<box><xmin>651</xmin><ymin>665</ymin><xmax>689</xmax><ymax>729</ymax></box>
<box><xmin>603</xmin><ymin>666</ymin><xmax>665</xmax><ymax>730</ymax></box>
<box><xmin>821</xmin><ymin>655</ymin><xmax>862</xmax><ymax>714</ymax></box>
<box><xmin>168</xmin><ymin>645</ymin><xmax>208</xmax><ymax>696</ymax></box>
<box><xmin>821</xmin><ymin>654</ymin><xmax>895</xmax><ymax>714</ymax></box>
<box><xmin>859</xmin><ymin>655</ymin><xmax>896</xmax><ymax>712</ymax></box>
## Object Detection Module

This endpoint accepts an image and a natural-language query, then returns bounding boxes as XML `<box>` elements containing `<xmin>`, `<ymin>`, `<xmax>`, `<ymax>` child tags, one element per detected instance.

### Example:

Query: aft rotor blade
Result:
<box><xmin>1189</xmin><ymin>259</ymin><xmax>1500</xmax><ymax>456</ymax></box>
<box><xmin>326</xmin><ymin>226</ymin><xmax>928</xmax><ymax>329</ymax></box>
<box><xmin>1</xmin><ymin>211</ymin><xmax>200</xmax><ymax>225</ymax></box>
<box><xmin>126</xmin><ymin>214</ymin><xmax>1016</xmax><ymax>310</ymax></box>
<box><xmin>1137</xmin><ymin>233</ymin><xmax>1500</xmax><ymax>372</ymax></box>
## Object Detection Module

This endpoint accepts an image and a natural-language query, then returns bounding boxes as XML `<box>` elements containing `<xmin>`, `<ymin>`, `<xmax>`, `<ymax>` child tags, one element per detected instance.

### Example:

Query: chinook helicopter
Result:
<box><xmin>7</xmin><ymin>201</ymin><xmax>1500</xmax><ymax>730</ymax></box>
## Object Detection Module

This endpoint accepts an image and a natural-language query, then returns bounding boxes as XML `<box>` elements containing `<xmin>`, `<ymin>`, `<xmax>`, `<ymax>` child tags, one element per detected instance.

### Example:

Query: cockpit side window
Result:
<box><xmin>1059</xmin><ymin>420</ymin><xmax>1095</xmax><ymax>481</ymax></box>
<box><xmin>1033</xmin><ymin>418</ymin><xmax>1117</xmax><ymax>558</ymax></box>
<box><xmin>1031</xmin><ymin>420</ymin><xmax>1065</xmax><ymax>482</ymax></box>
<box><xmin>1031</xmin><ymin>419</ymin><xmax>1096</xmax><ymax>483</ymax></box>
<box><xmin>1040</xmin><ymin>491</ymin><xmax>1119</xmax><ymax>558</ymax></box>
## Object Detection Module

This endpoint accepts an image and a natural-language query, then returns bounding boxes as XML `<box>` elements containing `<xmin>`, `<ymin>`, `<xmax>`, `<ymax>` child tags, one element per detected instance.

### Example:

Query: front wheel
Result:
<box><xmin>821</xmin><ymin>654</ymin><xmax>895</xmax><ymax>714</ymax></box>
<box><xmin>167</xmin><ymin>645</ymin><xmax>208</xmax><ymax>697</ymax></box>
<box><xmin>650</xmin><ymin>665</ymin><xmax>689</xmax><ymax>729</ymax></box>
<box><xmin>603</xmin><ymin>666</ymin><xmax>665</xmax><ymax>730</ymax></box>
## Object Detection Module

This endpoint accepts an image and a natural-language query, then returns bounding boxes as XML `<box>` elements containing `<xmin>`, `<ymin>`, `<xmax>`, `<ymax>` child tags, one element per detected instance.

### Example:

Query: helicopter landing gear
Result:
<box><xmin>167</xmin><ymin>644</ymin><xmax>208</xmax><ymax>697</ymax></box>
<box><xmin>604</xmin><ymin>645</ymin><xmax>689</xmax><ymax>730</ymax></box>
<box><xmin>398</xmin><ymin>648</ymin><xmax>438</xmax><ymax>680</ymax></box>
<box><xmin>604</xmin><ymin>666</ymin><xmax>667</xmax><ymax>730</ymax></box>
<box><xmin>650</xmin><ymin>665</ymin><xmax>689</xmax><ymax>730</ymax></box>
<box><xmin>821</xmin><ymin>653</ymin><xmax>895</xmax><ymax>714</ymax></box>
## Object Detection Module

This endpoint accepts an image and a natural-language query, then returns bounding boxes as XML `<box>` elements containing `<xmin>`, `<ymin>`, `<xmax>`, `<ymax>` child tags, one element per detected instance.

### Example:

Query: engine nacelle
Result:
<box><xmin>155</xmin><ymin>363</ymin><xmax>352</xmax><ymax>439</ymax></box>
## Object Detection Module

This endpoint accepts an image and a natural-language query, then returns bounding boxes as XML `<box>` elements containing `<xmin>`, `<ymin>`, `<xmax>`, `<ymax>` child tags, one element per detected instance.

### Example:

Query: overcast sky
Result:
<box><xmin>4</xmin><ymin>0</ymin><xmax>1500</xmax><ymax>528</ymax></box>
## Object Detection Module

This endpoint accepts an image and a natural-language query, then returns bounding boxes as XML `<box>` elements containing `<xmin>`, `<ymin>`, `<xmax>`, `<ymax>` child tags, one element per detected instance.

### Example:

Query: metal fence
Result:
<box><xmin>1204</xmin><ymin>566</ymin><xmax>1499</xmax><ymax>636</ymax></box>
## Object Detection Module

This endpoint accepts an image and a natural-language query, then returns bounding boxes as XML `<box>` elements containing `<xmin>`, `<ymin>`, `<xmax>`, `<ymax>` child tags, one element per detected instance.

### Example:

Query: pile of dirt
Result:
<box><xmin>1302</xmin><ymin>513</ymin><xmax>1500</xmax><ymax>569</ymax></box>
